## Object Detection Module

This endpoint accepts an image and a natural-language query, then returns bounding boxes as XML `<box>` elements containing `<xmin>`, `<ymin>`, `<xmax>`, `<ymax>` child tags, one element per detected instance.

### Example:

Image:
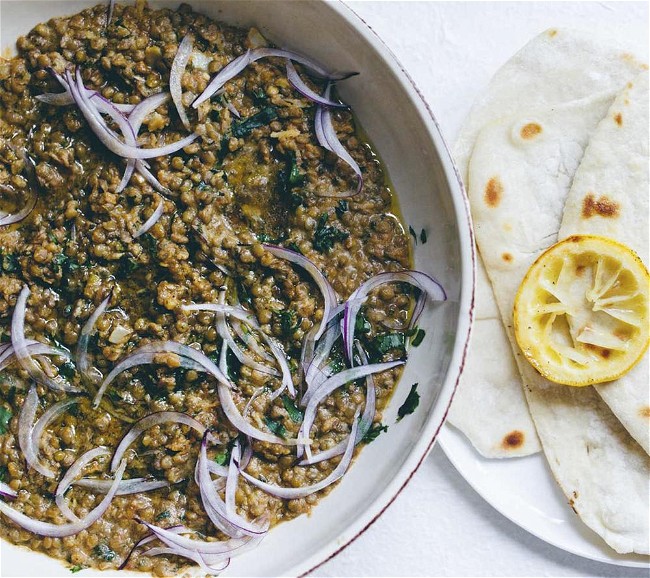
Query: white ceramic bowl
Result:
<box><xmin>0</xmin><ymin>1</ymin><xmax>474</xmax><ymax>576</ymax></box>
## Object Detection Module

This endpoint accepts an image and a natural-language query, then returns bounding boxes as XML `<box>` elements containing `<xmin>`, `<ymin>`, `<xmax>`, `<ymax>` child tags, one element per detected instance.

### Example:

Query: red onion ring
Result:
<box><xmin>315</xmin><ymin>83</ymin><xmax>363</xmax><ymax>197</ymax></box>
<box><xmin>110</xmin><ymin>411</ymin><xmax>208</xmax><ymax>472</ymax></box>
<box><xmin>76</xmin><ymin>295</ymin><xmax>110</xmax><ymax>383</ymax></box>
<box><xmin>297</xmin><ymin>360</ymin><xmax>404</xmax><ymax>461</ymax></box>
<box><xmin>262</xmin><ymin>244</ymin><xmax>338</xmax><ymax>340</ymax></box>
<box><xmin>170</xmin><ymin>34</ymin><xmax>194</xmax><ymax>129</ymax></box>
<box><xmin>31</xmin><ymin>398</ymin><xmax>80</xmax><ymax>468</ymax></box>
<box><xmin>300</xmin><ymin>343</ymin><xmax>375</xmax><ymax>465</ymax></box>
<box><xmin>0</xmin><ymin>459</ymin><xmax>127</xmax><ymax>537</ymax></box>
<box><xmin>342</xmin><ymin>270</ymin><xmax>446</xmax><ymax>363</ymax></box>
<box><xmin>286</xmin><ymin>61</ymin><xmax>348</xmax><ymax>108</ymax></box>
<box><xmin>0</xmin><ymin>340</ymin><xmax>68</xmax><ymax>374</ymax></box>
<box><xmin>143</xmin><ymin>546</ymin><xmax>229</xmax><ymax>575</ymax></box>
<box><xmin>73</xmin><ymin>477</ymin><xmax>169</xmax><ymax>495</ymax></box>
<box><xmin>18</xmin><ymin>386</ymin><xmax>54</xmax><ymax>479</ymax></box>
<box><xmin>241</xmin><ymin>409</ymin><xmax>360</xmax><ymax>499</ymax></box>
<box><xmin>182</xmin><ymin>303</ymin><xmax>294</xmax><ymax>397</ymax></box>
<box><xmin>0</xmin><ymin>482</ymin><xmax>17</xmax><ymax>499</ymax></box>
<box><xmin>56</xmin><ymin>447</ymin><xmax>111</xmax><ymax>522</ymax></box>
<box><xmin>133</xmin><ymin>197</ymin><xmax>164</xmax><ymax>238</ymax></box>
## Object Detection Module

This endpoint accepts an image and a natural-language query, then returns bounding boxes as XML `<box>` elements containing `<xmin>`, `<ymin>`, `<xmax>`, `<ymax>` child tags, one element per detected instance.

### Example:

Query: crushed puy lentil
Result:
<box><xmin>0</xmin><ymin>1</ymin><xmax>413</xmax><ymax>575</ymax></box>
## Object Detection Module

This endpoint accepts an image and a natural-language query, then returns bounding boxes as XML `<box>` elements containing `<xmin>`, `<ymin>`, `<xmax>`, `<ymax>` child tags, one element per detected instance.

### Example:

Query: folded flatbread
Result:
<box><xmin>558</xmin><ymin>71</ymin><xmax>650</xmax><ymax>454</ymax></box>
<box><xmin>467</xmin><ymin>71</ymin><xmax>649</xmax><ymax>554</ymax></box>
<box><xmin>449</xmin><ymin>27</ymin><xmax>646</xmax><ymax>458</ymax></box>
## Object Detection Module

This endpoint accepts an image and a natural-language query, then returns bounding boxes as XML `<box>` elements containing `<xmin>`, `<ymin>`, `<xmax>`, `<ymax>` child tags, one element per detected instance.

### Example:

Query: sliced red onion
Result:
<box><xmin>56</xmin><ymin>447</ymin><xmax>111</xmax><ymax>522</ymax></box>
<box><xmin>0</xmin><ymin>482</ymin><xmax>17</xmax><ymax>499</ymax></box>
<box><xmin>297</xmin><ymin>360</ymin><xmax>404</xmax><ymax>461</ymax></box>
<box><xmin>192</xmin><ymin>51</ymin><xmax>252</xmax><ymax>108</ymax></box>
<box><xmin>0</xmin><ymin>184</ymin><xmax>37</xmax><ymax>227</ymax></box>
<box><xmin>37</xmin><ymin>85</ymin><xmax>135</xmax><ymax>114</ymax></box>
<box><xmin>0</xmin><ymin>459</ymin><xmax>126</xmax><ymax>537</ymax></box>
<box><xmin>68</xmin><ymin>70</ymin><xmax>197</xmax><ymax>160</ymax></box>
<box><xmin>19</xmin><ymin>387</ymin><xmax>53</xmax><ymax>478</ymax></box>
<box><xmin>263</xmin><ymin>244</ymin><xmax>338</xmax><ymax>341</ymax></box>
<box><xmin>119</xmin><ymin>524</ymin><xmax>191</xmax><ymax>570</ymax></box>
<box><xmin>110</xmin><ymin>411</ymin><xmax>208</xmax><ymax>472</ymax></box>
<box><xmin>230</xmin><ymin>318</ymin><xmax>273</xmax><ymax>362</ymax></box>
<box><xmin>134</xmin><ymin>197</ymin><xmax>164</xmax><ymax>238</ymax></box>
<box><xmin>226</xmin><ymin>102</ymin><xmax>241</xmax><ymax>119</ymax></box>
<box><xmin>137</xmin><ymin>515</ymin><xmax>266</xmax><ymax>558</ymax></box>
<box><xmin>242</xmin><ymin>409</ymin><xmax>360</xmax><ymax>499</ymax></box>
<box><xmin>128</xmin><ymin>92</ymin><xmax>172</xmax><ymax>132</ymax></box>
<box><xmin>342</xmin><ymin>270</ymin><xmax>446</xmax><ymax>363</ymax></box>
<box><xmin>215</xmin><ymin>290</ymin><xmax>278</xmax><ymax>377</ymax></box>
<box><xmin>94</xmin><ymin>342</ymin><xmax>209</xmax><ymax>407</ymax></box>
<box><xmin>196</xmin><ymin>434</ymin><xmax>268</xmax><ymax>538</ymax></box>
<box><xmin>286</xmin><ymin>61</ymin><xmax>347</xmax><ymax>108</ymax></box>
<box><xmin>76</xmin><ymin>295</ymin><xmax>110</xmax><ymax>382</ymax></box>
<box><xmin>143</xmin><ymin>546</ymin><xmax>229</xmax><ymax>575</ymax></box>
<box><xmin>316</xmin><ymin>84</ymin><xmax>362</xmax><ymax>197</ymax></box>
<box><xmin>216</xmin><ymin>380</ymin><xmax>305</xmax><ymax>446</ymax></box>
<box><xmin>0</xmin><ymin>340</ymin><xmax>68</xmax><ymax>374</ymax></box>
<box><xmin>74</xmin><ymin>477</ymin><xmax>169</xmax><ymax>495</ymax></box>
<box><xmin>170</xmin><ymin>34</ymin><xmax>194</xmax><ymax>130</ymax></box>
<box><xmin>182</xmin><ymin>303</ymin><xmax>294</xmax><ymax>397</ymax></box>
<box><xmin>300</xmin><ymin>343</ymin><xmax>375</xmax><ymax>465</ymax></box>
<box><xmin>31</xmin><ymin>398</ymin><xmax>79</xmax><ymax>467</ymax></box>
<box><xmin>193</xmin><ymin>47</ymin><xmax>356</xmax><ymax>108</ymax></box>
<box><xmin>107</xmin><ymin>0</ymin><xmax>115</xmax><ymax>27</ymax></box>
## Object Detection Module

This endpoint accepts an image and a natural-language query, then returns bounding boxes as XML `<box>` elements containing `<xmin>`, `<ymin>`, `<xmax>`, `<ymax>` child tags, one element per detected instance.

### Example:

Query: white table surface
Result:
<box><xmin>314</xmin><ymin>2</ymin><xmax>649</xmax><ymax>577</ymax></box>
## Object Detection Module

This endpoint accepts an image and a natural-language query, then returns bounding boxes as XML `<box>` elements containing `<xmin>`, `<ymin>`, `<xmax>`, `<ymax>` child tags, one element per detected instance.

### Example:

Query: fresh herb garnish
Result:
<box><xmin>140</xmin><ymin>233</ymin><xmax>158</xmax><ymax>260</ymax></box>
<box><xmin>408</xmin><ymin>226</ymin><xmax>418</xmax><ymax>245</ymax></box>
<box><xmin>231</xmin><ymin>106</ymin><xmax>278</xmax><ymax>138</ymax></box>
<box><xmin>58</xmin><ymin>361</ymin><xmax>76</xmax><ymax>380</ymax></box>
<box><xmin>397</xmin><ymin>383</ymin><xmax>420</xmax><ymax>422</ymax></box>
<box><xmin>354</xmin><ymin>308</ymin><xmax>371</xmax><ymax>334</ymax></box>
<box><xmin>420</xmin><ymin>229</ymin><xmax>427</xmax><ymax>244</ymax></box>
<box><xmin>92</xmin><ymin>543</ymin><xmax>116</xmax><ymax>562</ymax></box>
<box><xmin>335</xmin><ymin>200</ymin><xmax>349</xmax><ymax>219</ymax></box>
<box><xmin>373</xmin><ymin>332</ymin><xmax>406</xmax><ymax>355</ymax></box>
<box><xmin>282</xmin><ymin>394</ymin><xmax>303</xmax><ymax>423</ymax></box>
<box><xmin>285</xmin><ymin>242</ymin><xmax>302</xmax><ymax>254</ymax></box>
<box><xmin>274</xmin><ymin>309</ymin><xmax>299</xmax><ymax>339</ymax></box>
<box><xmin>0</xmin><ymin>251</ymin><xmax>20</xmax><ymax>273</ymax></box>
<box><xmin>69</xmin><ymin>565</ymin><xmax>85</xmax><ymax>574</ymax></box>
<box><xmin>155</xmin><ymin>510</ymin><xmax>171</xmax><ymax>521</ymax></box>
<box><xmin>0</xmin><ymin>407</ymin><xmax>12</xmax><ymax>434</ymax></box>
<box><xmin>0</xmin><ymin>465</ymin><xmax>7</xmax><ymax>482</ymax></box>
<box><xmin>313</xmin><ymin>213</ymin><xmax>349</xmax><ymax>253</ymax></box>
<box><xmin>118</xmin><ymin>255</ymin><xmax>139</xmax><ymax>275</ymax></box>
<box><xmin>362</xmin><ymin>423</ymin><xmax>388</xmax><ymax>443</ymax></box>
<box><xmin>411</xmin><ymin>328</ymin><xmax>426</xmax><ymax>347</ymax></box>
<box><xmin>214</xmin><ymin>450</ymin><xmax>229</xmax><ymax>466</ymax></box>
<box><xmin>264</xmin><ymin>416</ymin><xmax>287</xmax><ymax>438</ymax></box>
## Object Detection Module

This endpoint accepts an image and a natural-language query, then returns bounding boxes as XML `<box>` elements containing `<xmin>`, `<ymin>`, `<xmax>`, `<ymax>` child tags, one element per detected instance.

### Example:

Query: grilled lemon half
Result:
<box><xmin>514</xmin><ymin>235</ymin><xmax>649</xmax><ymax>386</ymax></box>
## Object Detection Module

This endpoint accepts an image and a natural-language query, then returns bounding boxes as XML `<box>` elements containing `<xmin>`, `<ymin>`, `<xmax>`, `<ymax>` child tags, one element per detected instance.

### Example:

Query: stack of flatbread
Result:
<box><xmin>447</xmin><ymin>28</ymin><xmax>650</xmax><ymax>555</ymax></box>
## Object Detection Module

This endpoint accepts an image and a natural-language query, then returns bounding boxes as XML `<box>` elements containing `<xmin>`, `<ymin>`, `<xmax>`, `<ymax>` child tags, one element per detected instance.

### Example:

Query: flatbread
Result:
<box><xmin>558</xmin><ymin>71</ymin><xmax>650</xmax><ymax>454</ymax></box>
<box><xmin>449</xmin><ymin>27</ymin><xmax>647</xmax><ymax>459</ymax></box>
<box><xmin>467</xmin><ymin>87</ymin><xmax>650</xmax><ymax>554</ymax></box>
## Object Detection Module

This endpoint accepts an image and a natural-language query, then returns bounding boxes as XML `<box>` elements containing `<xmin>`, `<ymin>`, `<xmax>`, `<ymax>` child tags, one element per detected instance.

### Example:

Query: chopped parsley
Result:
<box><xmin>58</xmin><ymin>361</ymin><xmax>76</xmax><ymax>380</ymax></box>
<box><xmin>0</xmin><ymin>251</ymin><xmax>20</xmax><ymax>273</ymax></box>
<box><xmin>214</xmin><ymin>450</ymin><xmax>229</xmax><ymax>466</ymax></box>
<box><xmin>231</xmin><ymin>106</ymin><xmax>278</xmax><ymax>138</ymax></box>
<box><xmin>155</xmin><ymin>510</ymin><xmax>171</xmax><ymax>521</ymax></box>
<box><xmin>92</xmin><ymin>543</ymin><xmax>116</xmax><ymax>562</ymax></box>
<box><xmin>69</xmin><ymin>565</ymin><xmax>85</xmax><ymax>574</ymax></box>
<box><xmin>264</xmin><ymin>416</ymin><xmax>287</xmax><ymax>438</ymax></box>
<box><xmin>274</xmin><ymin>309</ymin><xmax>299</xmax><ymax>339</ymax></box>
<box><xmin>0</xmin><ymin>407</ymin><xmax>12</xmax><ymax>434</ymax></box>
<box><xmin>282</xmin><ymin>394</ymin><xmax>303</xmax><ymax>423</ymax></box>
<box><xmin>140</xmin><ymin>233</ymin><xmax>158</xmax><ymax>260</ymax></box>
<box><xmin>373</xmin><ymin>332</ymin><xmax>406</xmax><ymax>355</ymax></box>
<box><xmin>411</xmin><ymin>328</ymin><xmax>426</xmax><ymax>347</ymax></box>
<box><xmin>354</xmin><ymin>308</ymin><xmax>371</xmax><ymax>334</ymax></box>
<box><xmin>335</xmin><ymin>200</ymin><xmax>349</xmax><ymax>219</ymax></box>
<box><xmin>313</xmin><ymin>213</ymin><xmax>349</xmax><ymax>253</ymax></box>
<box><xmin>408</xmin><ymin>225</ymin><xmax>418</xmax><ymax>245</ymax></box>
<box><xmin>397</xmin><ymin>383</ymin><xmax>420</xmax><ymax>422</ymax></box>
<box><xmin>362</xmin><ymin>423</ymin><xmax>388</xmax><ymax>444</ymax></box>
<box><xmin>419</xmin><ymin>229</ymin><xmax>427</xmax><ymax>244</ymax></box>
<box><xmin>0</xmin><ymin>465</ymin><xmax>7</xmax><ymax>482</ymax></box>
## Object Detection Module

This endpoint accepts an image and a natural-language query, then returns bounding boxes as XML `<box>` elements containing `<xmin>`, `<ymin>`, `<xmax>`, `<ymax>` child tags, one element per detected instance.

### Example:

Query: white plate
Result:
<box><xmin>439</xmin><ymin>424</ymin><xmax>650</xmax><ymax>568</ymax></box>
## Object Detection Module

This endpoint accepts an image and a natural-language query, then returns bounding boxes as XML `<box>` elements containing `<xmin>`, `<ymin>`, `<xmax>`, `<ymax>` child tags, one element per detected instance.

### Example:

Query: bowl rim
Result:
<box><xmin>290</xmin><ymin>1</ymin><xmax>477</xmax><ymax>576</ymax></box>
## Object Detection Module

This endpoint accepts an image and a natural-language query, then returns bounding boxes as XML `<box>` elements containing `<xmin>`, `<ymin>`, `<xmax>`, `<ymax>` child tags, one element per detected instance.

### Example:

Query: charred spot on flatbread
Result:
<box><xmin>614</xmin><ymin>112</ymin><xmax>623</xmax><ymax>126</ymax></box>
<box><xmin>502</xmin><ymin>252</ymin><xmax>513</xmax><ymax>263</ymax></box>
<box><xmin>520</xmin><ymin>122</ymin><xmax>543</xmax><ymax>139</ymax></box>
<box><xmin>484</xmin><ymin>177</ymin><xmax>503</xmax><ymax>208</ymax></box>
<box><xmin>581</xmin><ymin>193</ymin><xmax>620</xmax><ymax>219</ymax></box>
<box><xmin>547</xmin><ymin>29</ymin><xmax>558</xmax><ymax>38</ymax></box>
<box><xmin>639</xmin><ymin>407</ymin><xmax>650</xmax><ymax>418</ymax></box>
<box><xmin>502</xmin><ymin>430</ymin><xmax>524</xmax><ymax>449</ymax></box>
